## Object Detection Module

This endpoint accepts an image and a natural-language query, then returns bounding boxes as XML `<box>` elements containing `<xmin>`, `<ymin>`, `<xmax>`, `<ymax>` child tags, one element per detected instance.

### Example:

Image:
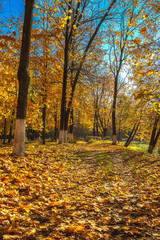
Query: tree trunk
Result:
<box><xmin>8</xmin><ymin>120</ymin><xmax>13</xmax><ymax>144</ymax></box>
<box><xmin>96</xmin><ymin>112</ymin><xmax>99</xmax><ymax>136</ymax></box>
<box><xmin>59</xmin><ymin>4</ymin><xmax>70</xmax><ymax>144</ymax></box>
<box><xmin>124</xmin><ymin>122</ymin><xmax>140</xmax><ymax>147</ymax></box>
<box><xmin>42</xmin><ymin>105</ymin><xmax>46</xmax><ymax>145</ymax></box>
<box><xmin>148</xmin><ymin>114</ymin><xmax>160</xmax><ymax>154</ymax></box>
<box><xmin>68</xmin><ymin>108</ymin><xmax>74</xmax><ymax>143</ymax></box>
<box><xmin>32</xmin><ymin>129</ymin><xmax>36</xmax><ymax>140</ymax></box>
<box><xmin>54</xmin><ymin>110</ymin><xmax>58</xmax><ymax>142</ymax></box>
<box><xmin>98</xmin><ymin>111</ymin><xmax>110</xmax><ymax>139</ymax></box>
<box><xmin>3</xmin><ymin>118</ymin><xmax>7</xmax><ymax>144</ymax></box>
<box><xmin>110</xmin><ymin>12</ymin><xmax>130</xmax><ymax>145</ymax></box>
<box><xmin>103</xmin><ymin>128</ymin><xmax>107</xmax><ymax>138</ymax></box>
<box><xmin>93</xmin><ymin>109</ymin><xmax>96</xmax><ymax>136</ymax></box>
<box><xmin>8</xmin><ymin>110</ymin><xmax>15</xmax><ymax>144</ymax></box>
<box><xmin>12</xmin><ymin>0</ymin><xmax>35</xmax><ymax>156</ymax></box>
<box><xmin>118</xmin><ymin>123</ymin><xmax>121</xmax><ymax>143</ymax></box>
<box><xmin>112</xmin><ymin>77</ymin><xmax>118</xmax><ymax>145</ymax></box>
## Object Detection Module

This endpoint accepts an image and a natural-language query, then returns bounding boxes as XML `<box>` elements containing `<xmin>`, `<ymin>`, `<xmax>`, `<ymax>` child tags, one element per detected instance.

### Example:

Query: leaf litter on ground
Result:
<box><xmin>0</xmin><ymin>141</ymin><xmax>159</xmax><ymax>239</ymax></box>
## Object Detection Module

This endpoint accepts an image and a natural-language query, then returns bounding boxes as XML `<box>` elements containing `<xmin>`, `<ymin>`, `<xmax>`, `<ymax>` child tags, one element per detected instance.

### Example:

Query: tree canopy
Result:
<box><xmin>0</xmin><ymin>0</ymin><xmax>159</xmax><ymax>154</ymax></box>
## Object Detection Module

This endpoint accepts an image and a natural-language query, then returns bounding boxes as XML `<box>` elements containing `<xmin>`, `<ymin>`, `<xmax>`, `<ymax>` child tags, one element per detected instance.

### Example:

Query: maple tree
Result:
<box><xmin>33</xmin><ymin>0</ymin><xmax>56</xmax><ymax>144</ymax></box>
<box><xmin>0</xmin><ymin>18</ymin><xmax>21</xmax><ymax>145</ymax></box>
<box><xmin>0</xmin><ymin>0</ymin><xmax>159</xmax><ymax>152</ymax></box>
<box><xmin>126</xmin><ymin>1</ymin><xmax>160</xmax><ymax>153</ymax></box>
<box><xmin>104</xmin><ymin>0</ymin><xmax>150</xmax><ymax>145</ymax></box>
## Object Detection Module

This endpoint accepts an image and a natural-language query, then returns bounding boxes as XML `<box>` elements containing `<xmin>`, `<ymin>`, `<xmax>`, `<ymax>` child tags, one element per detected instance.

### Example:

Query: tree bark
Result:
<box><xmin>3</xmin><ymin>118</ymin><xmax>7</xmax><ymax>144</ymax></box>
<box><xmin>124</xmin><ymin>122</ymin><xmax>140</xmax><ymax>147</ymax></box>
<box><xmin>98</xmin><ymin>111</ymin><xmax>110</xmax><ymax>138</ymax></box>
<box><xmin>93</xmin><ymin>121</ymin><xmax>96</xmax><ymax>136</ymax></box>
<box><xmin>42</xmin><ymin>105</ymin><xmax>46</xmax><ymax>145</ymax></box>
<box><xmin>8</xmin><ymin>110</ymin><xmax>15</xmax><ymax>144</ymax></box>
<box><xmin>93</xmin><ymin>108</ymin><xmax>96</xmax><ymax>136</ymax></box>
<box><xmin>112</xmin><ymin>76</ymin><xmax>118</xmax><ymax>145</ymax></box>
<box><xmin>68</xmin><ymin>108</ymin><xmax>74</xmax><ymax>142</ymax></box>
<box><xmin>12</xmin><ymin>0</ymin><xmax>35</xmax><ymax>156</ymax></box>
<box><xmin>103</xmin><ymin>128</ymin><xmax>107</xmax><ymax>138</ymax></box>
<box><xmin>118</xmin><ymin>123</ymin><xmax>121</xmax><ymax>143</ymax></box>
<box><xmin>59</xmin><ymin>1</ymin><xmax>71</xmax><ymax>144</ymax></box>
<box><xmin>54</xmin><ymin>109</ymin><xmax>58</xmax><ymax>142</ymax></box>
<box><xmin>148</xmin><ymin>114</ymin><xmax>159</xmax><ymax>154</ymax></box>
<box><xmin>95</xmin><ymin>95</ymin><xmax>99</xmax><ymax>136</ymax></box>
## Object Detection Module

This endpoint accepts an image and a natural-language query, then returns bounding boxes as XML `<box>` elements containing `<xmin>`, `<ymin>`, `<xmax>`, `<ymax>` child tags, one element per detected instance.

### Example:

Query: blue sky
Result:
<box><xmin>1</xmin><ymin>0</ymin><xmax>25</xmax><ymax>19</ymax></box>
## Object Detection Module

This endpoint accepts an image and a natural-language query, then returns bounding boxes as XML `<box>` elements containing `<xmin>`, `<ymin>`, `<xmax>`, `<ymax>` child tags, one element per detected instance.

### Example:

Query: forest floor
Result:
<box><xmin>0</xmin><ymin>141</ymin><xmax>160</xmax><ymax>240</ymax></box>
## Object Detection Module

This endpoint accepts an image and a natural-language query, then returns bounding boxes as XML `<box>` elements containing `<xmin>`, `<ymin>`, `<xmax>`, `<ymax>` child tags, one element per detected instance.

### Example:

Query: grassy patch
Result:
<box><xmin>95</xmin><ymin>151</ymin><xmax>114</xmax><ymax>177</ymax></box>
<box><xmin>128</xmin><ymin>142</ymin><xmax>148</xmax><ymax>152</ymax></box>
<box><xmin>87</xmin><ymin>139</ymin><xmax>112</xmax><ymax>145</ymax></box>
<box><xmin>118</xmin><ymin>140</ymin><xmax>160</xmax><ymax>156</ymax></box>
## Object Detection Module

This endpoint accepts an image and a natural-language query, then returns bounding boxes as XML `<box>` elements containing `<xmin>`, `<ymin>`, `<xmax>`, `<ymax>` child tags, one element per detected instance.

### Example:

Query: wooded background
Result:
<box><xmin>0</xmin><ymin>0</ymin><xmax>159</xmax><ymax>155</ymax></box>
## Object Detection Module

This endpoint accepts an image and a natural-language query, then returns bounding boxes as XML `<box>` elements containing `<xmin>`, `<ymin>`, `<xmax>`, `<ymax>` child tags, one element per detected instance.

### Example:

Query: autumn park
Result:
<box><xmin>0</xmin><ymin>0</ymin><xmax>160</xmax><ymax>239</ymax></box>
